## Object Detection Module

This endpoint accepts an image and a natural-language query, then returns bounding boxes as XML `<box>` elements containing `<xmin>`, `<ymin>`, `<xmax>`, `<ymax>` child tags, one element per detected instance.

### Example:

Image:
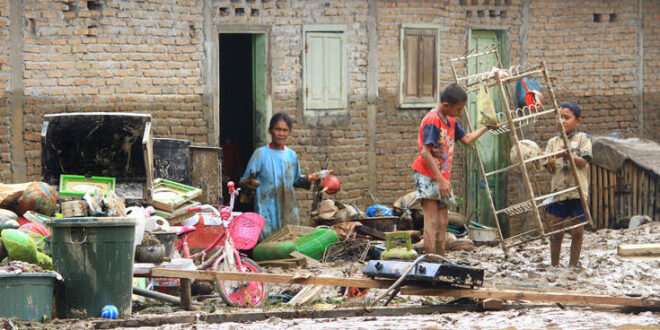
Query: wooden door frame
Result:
<box><xmin>464</xmin><ymin>27</ymin><xmax>511</xmax><ymax>227</ymax></box>
<box><xmin>208</xmin><ymin>25</ymin><xmax>272</xmax><ymax>148</ymax></box>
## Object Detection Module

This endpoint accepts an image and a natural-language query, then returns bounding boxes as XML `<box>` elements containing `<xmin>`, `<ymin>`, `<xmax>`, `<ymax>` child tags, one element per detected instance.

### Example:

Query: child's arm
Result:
<box><xmin>460</xmin><ymin>126</ymin><xmax>489</xmax><ymax>145</ymax></box>
<box><xmin>561</xmin><ymin>134</ymin><xmax>592</xmax><ymax>169</ymax></box>
<box><xmin>420</xmin><ymin>145</ymin><xmax>451</xmax><ymax>197</ymax></box>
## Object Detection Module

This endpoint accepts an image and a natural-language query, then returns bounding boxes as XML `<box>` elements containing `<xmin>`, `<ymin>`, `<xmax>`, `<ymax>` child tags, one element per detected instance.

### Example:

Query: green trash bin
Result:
<box><xmin>0</xmin><ymin>272</ymin><xmax>58</xmax><ymax>321</ymax></box>
<box><xmin>49</xmin><ymin>217</ymin><xmax>135</xmax><ymax>318</ymax></box>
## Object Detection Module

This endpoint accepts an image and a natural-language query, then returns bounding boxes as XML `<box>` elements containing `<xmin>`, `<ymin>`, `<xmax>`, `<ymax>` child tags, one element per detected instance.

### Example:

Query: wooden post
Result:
<box><xmin>590</xmin><ymin>164</ymin><xmax>597</xmax><ymax>229</ymax></box>
<box><xmin>609</xmin><ymin>172</ymin><xmax>616</xmax><ymax>227</ymax></box>
<box><xmin>633</xmin><ymin>166</ymin><xmax>639</xmax><ymax>215</ymax></box>
<box><xmin>602</xmin><ymin>168</ymin><xmax>609</xmax><ymax>229</ymax></box>
<box><xmin>180</xmin><ymin>279</ymin><xmax>192</xmax><ymax>310</ymax></box>
<box><xmin>596</xmin><ymin>167</ymin><xmax>602</xmax><ymax>228</ymax></box>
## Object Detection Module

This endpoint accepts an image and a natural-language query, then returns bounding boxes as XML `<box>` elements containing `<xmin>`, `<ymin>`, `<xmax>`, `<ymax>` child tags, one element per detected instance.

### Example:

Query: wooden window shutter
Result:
<box><xmin>305</xmin><ymin>31</ymin><xmax>346</xmax><ymax>109</ymax></box>
<box><xmin>402</xmin><ymin>28</ymin><xmax>437</xmax><ymax>106</ymax></box>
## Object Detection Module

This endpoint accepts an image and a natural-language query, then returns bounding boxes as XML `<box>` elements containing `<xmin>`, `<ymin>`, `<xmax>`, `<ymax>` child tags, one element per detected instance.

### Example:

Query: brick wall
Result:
<box><xmin>0</xmin><ymin>0</ymin><xmax>9</xmax><ymax>182</ymax></box>
<box><xmin>1</xmin><ymin>0</ymin><xmax>656</xmax><ymax>228</ymax></box>
<box><xmin>644</xmin><ymin>0</ymin><xmax>660</xmax><ymax>141</ymax></box>
<box><xmin>19</xmin><ymin>0</ymin><xmax>208</xmax><ymax>179</ymax></box>
<box><xmin>209</xmin><ymin>0</ymin><xmax>371</xmax><ymax>219</ymax></box>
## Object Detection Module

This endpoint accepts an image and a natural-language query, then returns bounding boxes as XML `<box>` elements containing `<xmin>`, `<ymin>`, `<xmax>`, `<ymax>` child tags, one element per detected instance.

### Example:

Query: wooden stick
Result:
<box><xmin>631</xmin><ymin>169</ymin><xmax>639</xmax><ymax>216</ymax></box>
<box><xmin>604</xmin><ymin>168</ymin><xmax>610</xmax><ymax>228</ymax></box>
<box><xmin>149</xmin><ymin>269</ymin><xmax>660</xmax><ymax>309</ymax></box>
<box><xmin>180</xmin><ymin>279</ymin><xmax>192</xmax><ymax>311</ymax></box>
<box><xmin>401</xmin><ymin>287</ymin><xmax>660</xmax><ymax>308</ymax></box>
<box><xmin>618</xmin><ymin>243</ymin><xmax>660</xmax><ymax>257</ymax></box>
<box><xmin>610</xmin><ymin>172</ymin><xmax>616</xmax><ymax>227</ymax></box>
<box><xmin>596</xmin><ymin>167</ymin><xmax>603</xmax><ymax>228</ymax></box>
<box><xmin>590</xmin><ymin>164</ymin><xmax>597</xmax><ymax>229</ymax></box>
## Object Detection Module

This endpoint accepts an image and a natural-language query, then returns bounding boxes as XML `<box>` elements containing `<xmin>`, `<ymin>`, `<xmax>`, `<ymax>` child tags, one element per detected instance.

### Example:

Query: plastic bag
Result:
<box><xmin>478</xmin><ymin>85</ymin><xmax>498</xmax><ymax>127</ymax></box>
<box><xmin>365</xmin><ymin>204</ymin><xmax>393</xmax><ymax>217</ymax></box>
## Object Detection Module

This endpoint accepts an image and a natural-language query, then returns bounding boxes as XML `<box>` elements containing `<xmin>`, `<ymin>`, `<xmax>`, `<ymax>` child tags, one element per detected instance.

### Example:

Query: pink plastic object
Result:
<box><xmin>220</xmin><ymin>207</ymin><xmax>232</xmax><ymax>221</ymax></box>
<box><xmin>228</xmin><ymin>212</ymin><xmax>264</xmax><ymax>250</ymax></box>
<box><xmin>227</xmin><ymin>181</ymin><xmax>236</xmax><ymax>194</ymax></box>
<box><xmin>177</xmin><ymin>225</ymin><xmax>197</xmax><ymax>237</ymax></box>
<box><xmin>19</xmin><ymin>222</ymin><xmax>51</xmax><ymax>238</ymax></box>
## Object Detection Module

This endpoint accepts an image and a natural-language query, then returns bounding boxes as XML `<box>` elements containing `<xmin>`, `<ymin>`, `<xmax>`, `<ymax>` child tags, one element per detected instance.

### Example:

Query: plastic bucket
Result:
<box><xmin>294</xmin><ymin>227</ymin><xmax>338</xmax><ymax>260</ymax></box>
<box><xmin>0</xmin><ymin>272</ymin><xmax>58</xmax><ymax>321</ymax></box>
<box><xmin>50</xmin><ymin>217</ymin><xmax>135</xmax><ymax>318</ymax></box>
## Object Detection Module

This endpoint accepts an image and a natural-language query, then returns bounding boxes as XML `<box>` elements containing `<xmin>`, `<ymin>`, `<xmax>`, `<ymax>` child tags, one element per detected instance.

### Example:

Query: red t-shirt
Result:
<box><xmin>411</xmin><ymin>110</ymin><xmax>460</xmax><ymax>180</ymax></box>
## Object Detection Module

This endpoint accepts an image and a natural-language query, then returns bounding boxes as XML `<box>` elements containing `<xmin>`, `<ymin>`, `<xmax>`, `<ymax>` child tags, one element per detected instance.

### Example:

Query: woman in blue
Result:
<box><xmin>240</xmin><ymin>113</ymin><xmax>320</xmax><ymax>240</ymax></box>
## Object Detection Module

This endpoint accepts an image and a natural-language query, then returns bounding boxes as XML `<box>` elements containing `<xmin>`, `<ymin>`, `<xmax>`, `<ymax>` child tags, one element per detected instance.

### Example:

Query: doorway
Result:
<box><xmin>464</xmin><ymin>29</ymin><xmax>508</xmax><ymax>230</ymax></box>
<box><xmin>219</xmin><ymin>33</ymin><xmax>268</xmax><ymax>209</ymax></box>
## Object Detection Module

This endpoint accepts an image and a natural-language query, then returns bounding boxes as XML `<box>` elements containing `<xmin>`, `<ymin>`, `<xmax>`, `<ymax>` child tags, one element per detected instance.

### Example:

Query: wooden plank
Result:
<box><xmin>151</xmin><ymin>268</ymin><xmax>394</xmax><ymax>289</ymax></box>
<box><xmin>592</xmin><ymin>165</ymin><xmax>600</xmax><ymax>228</ymax></box>
<box><xmin>640</xmin><ymin>170</ymin><xmax>647</xmax><ymax>217</ymax></box>
<box><xmin>180</xmin><ymin>278</ymin><xmax>192</xmax><ymax>311</ymax></box>
<box><xmin>190</xmin><ymin>146</ymin><xmax>222</xmax><ymax>204</ymax></box>
<box><xmin>290</xmin><ymin>251</ymin><xmax>323</xmax><ymax>268</ymax></box>
<box><xmin>590</xmin><ymin>164</ymin><xmax>597</xmax><ymax>228</ymax></box>
<box><xmin>648</xmin><ymin>175</ymin><xmax>653</xmax><ymax>219</ymax></box>
<box><xmin>609</xmin><ymin>172</ymin><xmax>616</xmax><ymax>228</ymax></box>
<box><xmin>601</xmin><ymin>167</ymin><xmax>608</xmax><ymax>229</ymax></box>
<box><xmin>599</xmin><ymin>166</ymin><xmax>605</xmax><ymax>228</ymax></box>
<box><xmin>633</xmin><ymin>166</ymin><xmax>639</xmax><ymax>215</ymax></box>
<box><xmin>618</xmin><ymin>243</ymin><xmax>660</xmax><ymax>257</ymax></box>
<box><xmin>401</xmin><ymin>287</ymin><xmax>660</xmax><ymax>308</ymax></box>
<box><xmin>149</xmin><ymin>269</ymin><xmax>660</xmax><ymax>309</ymax></box>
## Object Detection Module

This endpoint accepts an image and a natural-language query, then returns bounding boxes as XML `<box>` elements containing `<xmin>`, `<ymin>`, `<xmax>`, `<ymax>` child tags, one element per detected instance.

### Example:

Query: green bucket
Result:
<box><xmin>49</xmin><ymin>217</ymin><xmax>135</xmax><ymax>318</ymax></box>
<box><xmin>0</xmin><ymin>272</ymin><xmax>58</xmax><ymax>321</ymax></box>
<box><xmin>253</xmin><ymin>240</ymin><xmax>296</xmax><ymax>261</ymax></box>
<box><xmin>294</xmin><ymin>227</ymin><xmax>338</xmax><ymax>260</ymax></box>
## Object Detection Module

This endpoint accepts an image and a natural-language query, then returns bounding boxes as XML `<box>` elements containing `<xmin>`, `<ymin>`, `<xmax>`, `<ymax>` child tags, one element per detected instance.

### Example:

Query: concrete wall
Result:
<box><xmin>0</xmin><ymin>0</ymin><xmax>657</xmax><ymax>228</ymax></box>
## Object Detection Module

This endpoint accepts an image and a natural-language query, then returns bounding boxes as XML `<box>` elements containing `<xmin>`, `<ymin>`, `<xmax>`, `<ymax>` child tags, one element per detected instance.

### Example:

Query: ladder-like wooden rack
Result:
<box><xmin>449</xmin><ymin>48</ymin><xmax>592</xmax><ymax>253</ymax></box>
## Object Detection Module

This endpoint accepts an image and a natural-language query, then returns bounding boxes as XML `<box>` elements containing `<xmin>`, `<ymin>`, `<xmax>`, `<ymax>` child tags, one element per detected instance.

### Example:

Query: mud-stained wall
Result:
<box><xmin>0</xmin><ymin>0</ymin><xmax>10</xmax><ymax>181</ymax></box>
<box><xmin>644</xmin><ymin>0</ymin><xmax>660</xmax><ymax>141</ymax></box>
<box><xmin>0</xmin><ymin>0</ymin><xmax>656</xmax><ymax>229</ymax></box>
<box><xmin>17</xmin><ymin>0</ymin><xmax>208</xmax><ymax>180</ymax></box>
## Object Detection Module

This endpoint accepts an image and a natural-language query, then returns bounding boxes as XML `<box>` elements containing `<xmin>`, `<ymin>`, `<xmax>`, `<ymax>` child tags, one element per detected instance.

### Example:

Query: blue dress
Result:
<box><xmin>241</xmin><ymin>145</ymin><xmax>306</xmax><ymax>240</ymax></box>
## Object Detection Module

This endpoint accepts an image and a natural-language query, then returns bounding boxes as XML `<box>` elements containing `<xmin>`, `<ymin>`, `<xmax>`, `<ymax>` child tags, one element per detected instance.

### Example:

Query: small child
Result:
<box><xmin>544</xmin><ymin>102</ymin><xmax>592</xmax><ymax>267</ymax></box>
<box><xmin>411</xmin><ymin>84</ymin><xmax>494</xmax><ymax>255</ymax></box>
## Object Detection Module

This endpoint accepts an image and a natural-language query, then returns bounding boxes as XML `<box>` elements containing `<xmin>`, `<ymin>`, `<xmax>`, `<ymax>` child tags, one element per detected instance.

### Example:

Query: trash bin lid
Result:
<box><xmin>48</xmin><ymin>217</ymin><xmax>136</xmax><ymax>228</ymax></box>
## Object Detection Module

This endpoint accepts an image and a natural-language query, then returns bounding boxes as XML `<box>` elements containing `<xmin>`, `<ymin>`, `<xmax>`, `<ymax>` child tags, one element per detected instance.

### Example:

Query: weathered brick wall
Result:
<box><xmin>644</xmin><ymin>0</ymin><xmax>660</xmax><ymax>141</ymax></box>
<box><xmin>375</xmin><ymin>0</ymin><xmax>461</xmax><ymax>209</ymax></box>
<box><xmin>1</xmin><ymin>0</ymin><xmax>655</xmax><ymax>228</ymax></box>
<box><xmin>375</xmin><ymin>0</ymin><xmax>524</xmax><ymax>215</ymax></box>
<box><xmin>209</xmin><ymin>0</ymin><xmax>370</xmax><ymax>219</ymax></box>
<box><xmin>0</xmin><ymin>0</ymin><xmax>9</xmax><ymax>182</ymax></box>
<box><xmin>19</xmin><ymin>0</ymin><xmax>207</xmax><ymax>179</ymax></box>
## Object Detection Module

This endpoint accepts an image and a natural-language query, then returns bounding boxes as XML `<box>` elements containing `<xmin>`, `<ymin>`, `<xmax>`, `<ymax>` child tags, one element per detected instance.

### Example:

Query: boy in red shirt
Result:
<box><xmin>411</xmin><ymin>84</ymin><xmax>493</xmax><ymax>255</ymax></box>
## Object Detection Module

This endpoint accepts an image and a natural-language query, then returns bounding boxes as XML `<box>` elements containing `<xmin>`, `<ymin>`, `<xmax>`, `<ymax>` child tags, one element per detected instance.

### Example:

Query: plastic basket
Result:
<box><xmin>228</xmin><ymin>212</ymin><xmax>264</xmax><ymax>250</ymax></box>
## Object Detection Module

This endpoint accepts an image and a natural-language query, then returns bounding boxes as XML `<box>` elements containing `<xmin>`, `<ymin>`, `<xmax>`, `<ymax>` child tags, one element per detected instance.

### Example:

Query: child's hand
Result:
<box><xmin>485</xmin><ymin>123</ymin><xmax>501</xmax><ymax>130</ymax></box>
<box><xmin>545</xmin><ymin>157</ymin><xmax>556</xmax><ymax>172</ymax></box>
<box><xmin>437</xmin><ymin>178</ymin><xmax>451</xmax><ymax>197</ymax></box>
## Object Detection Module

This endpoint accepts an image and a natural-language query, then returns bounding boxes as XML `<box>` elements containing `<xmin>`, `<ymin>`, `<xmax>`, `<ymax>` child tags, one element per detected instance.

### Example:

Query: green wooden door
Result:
<box><xmin>465</xmin><ymin>30</ymin><xmax>507</xmax><ymax>228</ymax></box>
<box><xmin>252</xmin><ymin>34</ymin><xmax>267</xmax><ymax>147</ymax></box>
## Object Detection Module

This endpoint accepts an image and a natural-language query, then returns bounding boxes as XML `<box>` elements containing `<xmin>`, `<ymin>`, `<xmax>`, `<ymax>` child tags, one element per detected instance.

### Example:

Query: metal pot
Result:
<box><xmin>135</xmin><ymin>244</ymin><xmax>166</xmax><ymax>264</ymax></box>
<box><xmin>468</xmin><ymin>226</ymin><xmax>498</xmax><ymax>243</ymax></box>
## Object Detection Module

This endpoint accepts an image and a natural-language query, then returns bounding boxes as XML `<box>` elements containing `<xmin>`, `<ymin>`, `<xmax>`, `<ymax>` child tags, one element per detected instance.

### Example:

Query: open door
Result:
<box><xmin>219</xmin><ymin>33</ymin><xmax>268</xmax><ymax>209</ymax></box>
<box><xmin>465</xmin><ymin>30</ymin><xmax>508</xmax><ymax>229</ymax></box>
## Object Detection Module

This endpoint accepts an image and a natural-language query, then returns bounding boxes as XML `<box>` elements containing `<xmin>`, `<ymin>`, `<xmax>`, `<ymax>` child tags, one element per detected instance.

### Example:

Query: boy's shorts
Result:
<box><xmin>414</xmin><ymin>172</ymin><xmax>452</xmax><ymax>208</ymax></box>
<box><xmin>546</xmin><ymin>199</ymin><xmax>585</xmax><ymax>222</ymax></box>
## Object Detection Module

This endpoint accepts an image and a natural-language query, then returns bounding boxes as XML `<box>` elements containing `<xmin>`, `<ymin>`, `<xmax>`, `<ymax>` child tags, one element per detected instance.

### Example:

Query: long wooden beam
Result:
<box><xmin>150</xmin><ymin>268</ymin><xmax>660</xmax><ymax>309</ymax></box>
<box><xmin>618</xmin><ymin>243</ymin><xmax>660</xmax><ymax>257</ymax></box>
<box><xmin>151</xmin><ymin>268</ymin><xmax>394</xmax><ymax>289</ymax></box>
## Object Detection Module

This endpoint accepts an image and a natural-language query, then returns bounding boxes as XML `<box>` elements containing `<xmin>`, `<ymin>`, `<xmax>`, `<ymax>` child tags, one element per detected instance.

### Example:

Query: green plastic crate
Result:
<box><xmin>59</xmin><ymin>174</ymin><xmax>116</xmax><ymax>198</ymax></box>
